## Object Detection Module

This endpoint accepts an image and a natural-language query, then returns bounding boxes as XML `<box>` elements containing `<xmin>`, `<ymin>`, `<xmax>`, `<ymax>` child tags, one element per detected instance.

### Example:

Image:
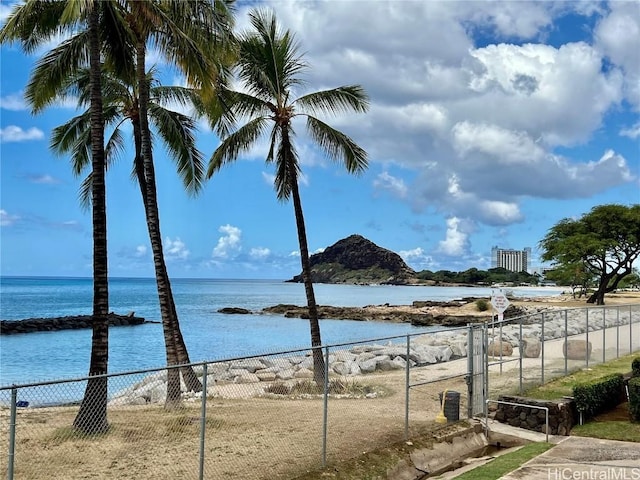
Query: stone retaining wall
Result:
<box><xmin>493</xmin><ymin>395</ymin><xmax>576</xmax><ymax>435</ymax></box>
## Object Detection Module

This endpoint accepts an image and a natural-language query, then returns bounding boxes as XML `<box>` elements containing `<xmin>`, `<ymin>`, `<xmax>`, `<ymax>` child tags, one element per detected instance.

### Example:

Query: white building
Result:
<box><xmin>491</xmin><ymin>246</ymin><xmax>531</xmax><ymax>273</ymax></box>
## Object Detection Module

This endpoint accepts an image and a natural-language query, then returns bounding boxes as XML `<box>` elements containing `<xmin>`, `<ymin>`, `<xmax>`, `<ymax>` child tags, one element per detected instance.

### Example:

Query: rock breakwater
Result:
<box><xmin>110</xmin><ymin>306</ymin><xmax>639</xmax><ymax>405</ymax></box>
<box><xmin>1</xmin><ymin>313</ymin><xmax>151</xmax><ymax>335</ymax></box>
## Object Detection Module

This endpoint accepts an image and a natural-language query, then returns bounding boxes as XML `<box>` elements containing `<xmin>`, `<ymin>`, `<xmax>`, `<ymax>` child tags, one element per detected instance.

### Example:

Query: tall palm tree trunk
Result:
<box><xmin>289</xmin><ymin>169</ymin><xmax>325</xmax><ymax>386</ymax></box>
<box><xmin>74</xmin><ymin>1</ymin><xmax>109</xmax><ymax>434</ymax></box>
<box><xmin>135</xmin><ymin>41</ymin><xmax>201</xmax><ymax>407</ymax></box>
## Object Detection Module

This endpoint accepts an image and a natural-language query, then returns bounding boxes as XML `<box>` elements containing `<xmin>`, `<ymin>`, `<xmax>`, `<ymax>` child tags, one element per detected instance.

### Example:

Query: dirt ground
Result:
<box><xmin>0</xmin><ymin>369</ymin><xmax>470</xmax><ymax>480</ymax></box>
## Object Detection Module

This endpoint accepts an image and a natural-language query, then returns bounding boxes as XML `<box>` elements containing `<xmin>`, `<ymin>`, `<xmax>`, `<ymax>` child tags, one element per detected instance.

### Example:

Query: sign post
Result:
<box><xmin>491</xmin><ymin>290</ymin><xmax>510</xmax><ymax>322</ymax></box>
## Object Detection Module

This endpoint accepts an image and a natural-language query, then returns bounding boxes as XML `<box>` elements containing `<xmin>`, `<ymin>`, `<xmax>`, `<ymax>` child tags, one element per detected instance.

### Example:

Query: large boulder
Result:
<box><xmin>488</xmin><ymin>340</ymin><xmax>513</xmax><ymax>357</ymax></box>
<box><xmin>563</xmin><ymin>340</ymin><xmax>592</xmax><ymax>360</ymax></box>
<box><xmin>521</xmin><ymin>337</ymin><xmax>541</xmax><ymax>358</ymax></box>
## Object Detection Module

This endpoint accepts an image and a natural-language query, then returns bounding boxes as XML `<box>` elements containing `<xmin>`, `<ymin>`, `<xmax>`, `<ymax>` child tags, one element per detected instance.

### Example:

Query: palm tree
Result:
<box><xmin>50</xmin><ymin>67</ymin><xmax>210</xmax><ymax>406</ymax></box>
<box><xmin>0</xmin><ymin>0</ymin><xmax>133</xmax><ymax>433</ymax></box>
<box><xmin>207</xmin><ymin>9</ymin><xmax>369</xmax><ymax>385</ymax></box>
<box><xmin>118</xmin><ymin>0</ymin><xmax>235</xmax><ymax>406</ymax></box>
<box><xmin>29</xmin><ymin>0</ymin><xmax>235</xmax><ymax>407</ymax></box>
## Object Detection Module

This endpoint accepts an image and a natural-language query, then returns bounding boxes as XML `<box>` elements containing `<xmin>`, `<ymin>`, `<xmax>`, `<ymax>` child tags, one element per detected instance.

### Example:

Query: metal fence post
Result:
<box><xmin>541</xmin><ymin>312</ymin><xmax>545</xmax><ymax>385</ymax></box>
<box><xmin>499</xmin><ymin>321</ymin><xmax>503</xmax><ymax>375</ymax></box>
<box><xmin>616</xmin><ymin>306</ymin><xmax>620</xmax><ymax>358</ymax></box>
<box><xmin>467</xmin><ymin>326</ymin><xmax>474</xmax><ymax>418</ymax></box>
<box><xmin>564</xmin><ymin>310</ymin><xmax>568</xmax><ymax>375</ymax></box>
<box><xmin>199</xmin><ymin>363</ymin><xmax>208</xmax><ymax>480</ymax></box>
<box><xmin>8</xmin><ymin>387</ymin><xmax>17</xmax><ymax>480</ymax></box>
<box><xmin>322</xmin><ymin>346</ymin><xmax>330</xmax><ymax>468</ymax></box>
<box><xmin>519</xmin><ymin>319</ymin><xmax>523</xmax><ymax>395</ymax></box>
<box><xmin>631</xmin><ymin>305</ymin><xmax>634</xmax><ymax>355</ymax></box>
<box><xmin>586</xmin><ymin>309</ymin><xmax>590</xmax><ymax>369</ymax></box>
<box><xmin>404</xmin><ymin>335</ymin><xmax>410</xmax><ymax>440</ymax></box>
<box><xmin>602</xmin><ymin>308</ymin><xmax>606</xmax><ymax>364</ymax></box>
<box><xmin>484</xmin><ymin>323</ymin><xmax>489</xmax><ymax>418</ymax></box>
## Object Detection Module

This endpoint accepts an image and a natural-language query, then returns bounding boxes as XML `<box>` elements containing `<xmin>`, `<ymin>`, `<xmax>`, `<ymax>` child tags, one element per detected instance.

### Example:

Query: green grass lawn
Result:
<box><xmin>451</xmin><ymin>442</ymin><xmax>554</xmax><ymax>480</ymax></box>
<box><xmin>571</xmin><ymin>421</ymin><xmax>640</xmax><ymax>442</ymax></box>
<box><xmin>523</xmin><ymin>353</ymin><xmax>637</xmax><ymax>400</ymax></box>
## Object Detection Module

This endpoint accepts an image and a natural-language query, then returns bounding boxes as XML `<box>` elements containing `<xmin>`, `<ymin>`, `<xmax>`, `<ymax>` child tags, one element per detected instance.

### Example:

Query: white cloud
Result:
<box><xmin>464</xmin><ymin>42</ymin><xmax>622</xmax><ymax>146</ymax></box>
<box><xmin>451</xmin><ymin>122</ymin><xmax>545</xmax><ymax>165</ymax></box>
<box><xmin>0</xmin><ymin>93</ymin><xmax>26</xmax><ymax>111</ymax></box>
<box><xmin>249</xmin><ymin>247</ymin><xmax>270</xmax><ymax>259</ymax></box>
<box><xmin>164</xmin><ymin>237</ymin><xmax>190</xmax><ymax>260</ymax></box>
<box><xmin>0</xmin><ymin>126</ymin><xmax>44</xmax><ymax>143</ymax></box>
<box><xmin>373</xmin><ymin>171</ymin><xmax>408</xmax><ymax>199</ymax></box>
<box><xmin>437</xmin><ymin>217</ymin><xmax>471</xmax><ymax>257</ymax></box>
<box><xmin>25</xmin><ymin>174</ymin><xmax>61</xmax><ymax>185</ymax></box>
<box><xmin>595</xmin><ymin>1</ymin><xmax>640</xmax><ymax>108</ymax></box>
<box><xmin>0</xmin><ymin>209</ymin><xmax>20</xmax><ymax>227</ymax></box>
<box><xmin>398</xmin><ymin>247</ymin><xmax>437</xmax><ymax>271</ymax></box>
<box><xmin>620</xmin><ymin>122</ymin><xmax>640</xmax><ymax>139</ymax></box>
<box><xmin>212</xmin><ymin>224</ymin><xmax>242</xmax><ymax>258</ymax></box>
<box><xmin>135</xmin><ymin>245</ymin><xmax>147</xmax><ymax>258</ymax></box>
<box><xmin>289</xmin><ymin>250</ymin><xmax>300</xmax><ymax>257</ymax></box>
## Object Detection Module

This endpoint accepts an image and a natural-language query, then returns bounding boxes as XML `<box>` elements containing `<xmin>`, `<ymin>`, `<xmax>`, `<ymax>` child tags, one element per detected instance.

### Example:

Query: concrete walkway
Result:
<box><xmin>501</xmin><ymin>436</ymin><xmax>640</xmax><ymax>480</ymax></box>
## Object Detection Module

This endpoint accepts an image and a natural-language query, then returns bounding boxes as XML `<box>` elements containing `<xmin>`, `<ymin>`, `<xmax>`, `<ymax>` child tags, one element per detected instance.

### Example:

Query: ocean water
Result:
<box><xmin>0</xmin><ymin>277</ymin><xmax>563</xmax><ymax>387</ymax></box>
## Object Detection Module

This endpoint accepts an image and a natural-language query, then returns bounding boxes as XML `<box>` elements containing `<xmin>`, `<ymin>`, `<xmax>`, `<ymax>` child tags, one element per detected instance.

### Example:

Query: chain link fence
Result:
<box><xmin>486</xmin><ymin>304</ymin><xmax>640</xmax><ymax>398</ymax></box>
<box><xmin>2</xmin><ymin>304</ymin><xmax>639</xmax><ymax>479</ymax></box>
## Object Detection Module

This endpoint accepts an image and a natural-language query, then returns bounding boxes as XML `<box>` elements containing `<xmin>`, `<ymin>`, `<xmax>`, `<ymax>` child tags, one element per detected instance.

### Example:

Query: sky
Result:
<box><xmin>0</xmin><ymin>0</ymin><xmax>639</xmax><ymax>280</ymax></box>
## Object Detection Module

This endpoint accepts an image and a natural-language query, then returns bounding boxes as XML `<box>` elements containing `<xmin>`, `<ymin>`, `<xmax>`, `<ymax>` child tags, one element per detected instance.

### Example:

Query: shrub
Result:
<box><xmin>629</xmin><ymin>377</ymin><xmax>640</xmax><ymax>423</ymax></box>
<box><xmin>632</xmin><ymin>357</ymin><xmax>640</xmax><ymax>378</ymax></box>
<box><xmin>573</xmin><ymin>373</ymin><xmax>624</xmax><ymax>419</ymax></box>
<box><xmin>475</xmin><ymin>299</ymin><xmax>489</xmax><ymax>312</ymax></box>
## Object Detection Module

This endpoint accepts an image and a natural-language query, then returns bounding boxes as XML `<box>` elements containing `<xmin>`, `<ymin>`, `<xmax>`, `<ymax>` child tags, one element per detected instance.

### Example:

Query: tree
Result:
<box><xmin>49</xmin><ymin>67</ymin><xmax>210</xmax><ymax>406</ymax></box>
<box><xmin>0</xmin><ymin>0</ymin><xmax>131</xmax><ymax>433</ymax></box>
<box><xmin>540</xmin><ymin>204</ymin><xmax>640</xmax><ymax>305</ymax></box>
<box><xmin>543</xmin><ymin>262</ymin><xmax>594</xmax><ymax>298</ymax></box>
<box><xmin>117</xmin><ymin>0</ymin><xmax>234</xmax><ymax>407</ymax></box>
<box><xmin>34</xmin><ymin>0</ymin><xmax>236</xmax><ymax>407</ymax></box>
<box><xmin>207</xmin><ymin>9</ymin><xmax>369</xmax><ymax>385</ymax></box>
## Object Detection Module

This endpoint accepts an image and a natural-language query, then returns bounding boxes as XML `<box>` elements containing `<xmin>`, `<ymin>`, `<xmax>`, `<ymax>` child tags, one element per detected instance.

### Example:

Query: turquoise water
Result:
<box><xmin>0</xmin><ymin>277</ymin><xmax>563</xmax><ymax>386</ymax></box>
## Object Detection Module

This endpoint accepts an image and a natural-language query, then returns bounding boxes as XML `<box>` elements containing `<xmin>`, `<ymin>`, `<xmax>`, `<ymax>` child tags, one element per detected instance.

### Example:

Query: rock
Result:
<box><xmin>1</xmin><ymin>313</ymin><xmax>149</xmax><ymax>335</ymax></box>
<box><xmin>293</xmin><ymin>368</ymin><xmax>314</xmax><ymax>379</ymax></box>
<box><xmin>230</xmin><ymin>359</ymin><xmax>266</xmax><ymax>373</ymax></box>
<box><xmin>218</xmin><ymin>307</ymin><xmax>252</xmax><ymax>314</ymax></box>
<box><xmin>488</xmin><ymin>340</ymin><xmax>513</xmax><ymax>357</ymax></box>
<box><xmin>521</xmin><ymin>337</ymin><xmax>541</xmax><ymax>358</ymax></box>
<box><xmin>563</xmin><ymin>339</ymin><xmax>592</xmax><ymax>360</ymax></box>
<box><xmin>235</xmin><ymin>372</ymin><xmax>260</xmax><ymax>384</ymax></box>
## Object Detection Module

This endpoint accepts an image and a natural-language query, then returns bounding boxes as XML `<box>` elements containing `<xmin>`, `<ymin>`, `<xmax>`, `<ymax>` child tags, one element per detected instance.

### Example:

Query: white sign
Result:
<box><xmin>491</xmin><ymin>292</ymin><xmax>510</xmax><ymax>314</ymax></box>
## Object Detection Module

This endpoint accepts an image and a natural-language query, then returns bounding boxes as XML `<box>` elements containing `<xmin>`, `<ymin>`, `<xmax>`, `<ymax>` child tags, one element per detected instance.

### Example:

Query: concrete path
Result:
<box><xmin>501</xmin><ymin>436</ymin><xmax>640</xmax><ymax>480</ymax></box>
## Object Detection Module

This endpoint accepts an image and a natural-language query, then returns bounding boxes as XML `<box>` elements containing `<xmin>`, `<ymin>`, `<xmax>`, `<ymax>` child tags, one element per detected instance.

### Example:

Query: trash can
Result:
<box><xmin>438</xmin><ymin>391</ymin><xmax>460</xmax><ymax>422</ymax></box>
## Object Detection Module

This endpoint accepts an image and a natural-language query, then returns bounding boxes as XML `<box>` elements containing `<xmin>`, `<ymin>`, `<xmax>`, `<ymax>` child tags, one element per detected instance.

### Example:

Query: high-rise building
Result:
<box><xmin>491</xmin><ymin>246</ymin><xmax>531</xmax><ymax>273</ymax></box>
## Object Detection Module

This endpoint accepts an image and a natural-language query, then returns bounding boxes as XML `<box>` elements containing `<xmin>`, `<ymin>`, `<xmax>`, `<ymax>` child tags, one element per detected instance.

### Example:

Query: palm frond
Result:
<box><xmin>239</xmin><ymin>9</ymin><xmax>307</xmax><ymax>102</ymax></box>
<box><xmin>100</xmin><ymin>0</ymin><xmax>136</xmax><ymax>80</ymax></box>
<box><xmin>104</xmin><ymin>127</ymin><xmax>126</xmax><ymax>167</ymax></box>
<box><xmin>25</xmin><ymin>34</ymin><xmax>90</xmax><ymax>112</ymax></box>
<box><xmin>149</xmin><ymin>104</ymin><xmax>205</xmax><ymax>194</ymax></box>
<box><xmin>207</xmin><ymin>117</ymin><xmax>268</xmax><ymax>178</ymax></box>
<box><xmin>0</xmin><ymin>1</ymin><xmax>70</xmax><ymax>53</ymax></box>
<box><xmin>50</xmin><ymin>113</ymin><xmax>92</xmax><ymax>176</ymax></box>
<box><xmin>78</xmin><ymin>173</ymin><xmax>93</xmax><ymax>211</ymax></box>
<box><xmin>295</xmin><ymin>86</ymin><xmax>369</xmax><ymax>116</ymax></box>
<box><xmin>266</xmin><ymin>124</ymin><xmax>282</xmax><ymax>164</ymax></box>
<box><xmin>229</xmin><ymin>90</ymin><xmax>274</xmax><ymax>120</ymax></box>
<box><xmin>306</xmin><ymin>116</ymin><xmax>368</xmax><ymax>174</ymax></box>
